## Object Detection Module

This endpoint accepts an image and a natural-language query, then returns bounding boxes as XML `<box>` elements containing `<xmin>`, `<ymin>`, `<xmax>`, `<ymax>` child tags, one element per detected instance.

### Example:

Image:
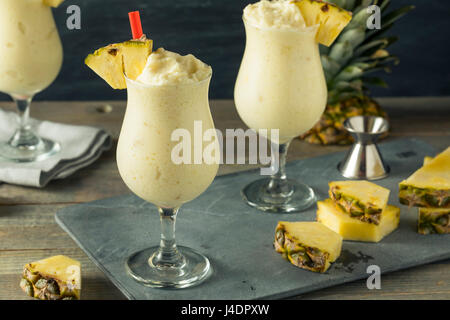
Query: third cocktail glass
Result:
<box><xmin>0</xmin><ymin>0</ymin><xmax>63</xmax><ymax>162</ymax></box>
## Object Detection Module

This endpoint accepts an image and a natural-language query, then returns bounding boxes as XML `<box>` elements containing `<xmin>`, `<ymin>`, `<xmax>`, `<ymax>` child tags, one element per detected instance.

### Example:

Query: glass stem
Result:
<box><xmin>266</xmin><ymin>140</ymin><xmax>293</xmax><ymax>197</ymax></box>
<box><xmin>8</xmin><ymin>94</ymin><xmax>40</xmax><ymax>148</ymax></box>
<box><xmin>151</xmin><ymin>207</ymin><xmax>185</xmax><ymax>269</ymax></box>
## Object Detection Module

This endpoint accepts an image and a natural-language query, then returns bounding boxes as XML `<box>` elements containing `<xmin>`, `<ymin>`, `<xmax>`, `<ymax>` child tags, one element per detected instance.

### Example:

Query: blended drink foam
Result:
<box><xmin>117</xmin><ymin>49</ymin><xmax>218</xmax><ymax>208</ymax></box>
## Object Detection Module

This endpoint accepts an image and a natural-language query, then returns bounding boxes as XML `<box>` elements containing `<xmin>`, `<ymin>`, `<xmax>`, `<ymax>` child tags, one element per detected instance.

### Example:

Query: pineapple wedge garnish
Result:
<box><xmin>317</xmin><ymin>199</ymin><xmax>400</xmax><ymax>242</ymax></box>
<box><xmin>42</xmin><ymin>0</ymin><xmax>64</xmax><ymax>8</ymax></box>
<box><xmin>399</xmin><ymin>147</ymin><xmax>450</xmax><ymax>208</ymax></box>
<box><xmin>20</xmin><ymin>255</ymin><xmax>81</xmax><ymax>300</ymax></box>
<box><xmin>293</xmin><ymin>0</ymin><xmax>352</xmax><ymax>46</ymax></box>
<box><xmin>418</xmin><ymin>207</ymin><xmax>449</xmax><ymax>235</ymax></box>
<box><xmin>423</xmin><ymin>156</ymin><xmax>434</xmax><ymax>166</ymax></box>
<box><xmin>85</xmin><ymin>38</ymin><xmax>153</xmax><ymax>89</ymax></box>
<box><xmin>329</xmin><ymin>181</ymin><xmax>390</xmax><ymax>225</ymax></box>
<box><xmin>274</xmin><ymin>221</ymin><xmax>342</xmax><ymax>273</ymax></box>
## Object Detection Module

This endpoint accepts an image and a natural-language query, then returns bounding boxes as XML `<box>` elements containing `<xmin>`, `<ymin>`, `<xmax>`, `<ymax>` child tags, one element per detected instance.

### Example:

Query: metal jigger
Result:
<box><xmin>338</xmin><ymin>116</ymin><xmax>390</xmax><ymax>180</ymax></box>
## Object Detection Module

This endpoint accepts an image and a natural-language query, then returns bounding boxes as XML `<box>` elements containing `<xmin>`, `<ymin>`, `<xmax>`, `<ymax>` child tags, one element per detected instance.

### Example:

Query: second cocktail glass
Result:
<box><xmin>0</xmin><ymin>0</ymin><xmax>63</xmax><ymax>162</ymax></box>
<box><xmin>234</xmin><ymin>17</ymin><xmax>328</xmax><ymax>213</ymax></box>
<box><xmin>117</xmin><ymin>73</ymin><xmax>219</xmax><ymax>288</ymax></box>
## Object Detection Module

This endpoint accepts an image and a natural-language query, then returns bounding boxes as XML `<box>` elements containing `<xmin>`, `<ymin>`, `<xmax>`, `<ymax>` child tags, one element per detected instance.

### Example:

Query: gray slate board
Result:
<box><xmin>55</xmin><ymin>138</ymin><xmax>450</xmax><ymax>300</ymax></box>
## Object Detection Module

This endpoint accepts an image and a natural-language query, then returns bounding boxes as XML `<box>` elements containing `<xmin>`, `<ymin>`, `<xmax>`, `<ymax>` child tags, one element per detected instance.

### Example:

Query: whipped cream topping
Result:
<box><xmin>136</xmin><ymin>48</ymin><xmax>212</xmax><ymax>85</ymax></box>
<box><xmin>243</xmin><ymin>0</ymin><xmax>306</xmax><ymax>29</ymax></box>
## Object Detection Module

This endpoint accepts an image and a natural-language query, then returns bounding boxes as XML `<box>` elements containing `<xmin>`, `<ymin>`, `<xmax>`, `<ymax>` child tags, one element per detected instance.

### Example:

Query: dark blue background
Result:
<box><xmin>2</xmin><ymin>0</ymin><xmax>449</xmax><ymax>101</ymax></box>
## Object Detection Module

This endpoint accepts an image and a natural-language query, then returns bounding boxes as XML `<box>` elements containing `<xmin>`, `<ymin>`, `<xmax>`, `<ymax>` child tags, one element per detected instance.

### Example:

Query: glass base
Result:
<box><xmin>126</xmin><ymin>246</ymin><xmax>212</xmax><ymax>289</ymax></box>
<box><xmin>242</xmin><ymin>178</ymin><xmax>316</xmax><ymax>213</ymax></box>
<box><xmin>0</xmin><ymin>137</ymin><xmax>60</xmax><ymax>163</ymax></box>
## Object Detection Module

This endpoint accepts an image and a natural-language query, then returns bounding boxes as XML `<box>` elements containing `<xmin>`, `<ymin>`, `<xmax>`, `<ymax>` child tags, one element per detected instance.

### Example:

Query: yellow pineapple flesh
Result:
<box><xmin>42</xmin><ymin>0</ymin><xmax>64</xmax><ymax>7</ymax></box>
<box><xmin>85</xmin><ymin>38</ymin><xmax>153</xmax><ymax>89</ymax></box>
<box><xmin>293</xmin><ymin>0</ymin><xmax>352</xmax><ymax>46</ymax></box>
<box><xmin>274</xmin><ymin>221</ymin><xmax>342</xmax><ymax>273</ymax></box>
<box><xmin>423</xmin><ymin>156</ymin><xmax>434</xmax><ymax>166</ymax></box>
<box><xmin>317</xmin><ymin>199</ymin><xmax>400</xmax><ymax>242</ymax></box>
<box><xmin>399</xmin><ymin>147</ymin><xmax>450</xmax><ymax>208</ymax></box>
<box><xmin>20</xmin><ymin>255</ymin><xmax>81</xmax><ymax>300</ymax></box>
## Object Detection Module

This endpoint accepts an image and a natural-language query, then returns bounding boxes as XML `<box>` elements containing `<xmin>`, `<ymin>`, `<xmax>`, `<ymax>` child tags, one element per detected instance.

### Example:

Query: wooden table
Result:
<box><xmin>1</xmin><ymin>97</ymin><xmax>449</xmax><ymax>300</ymax></box>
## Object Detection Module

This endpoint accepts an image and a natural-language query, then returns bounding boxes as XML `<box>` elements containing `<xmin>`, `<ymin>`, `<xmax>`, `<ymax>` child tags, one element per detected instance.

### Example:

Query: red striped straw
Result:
<box><xmin>128</xmin><ymin>11</ymin><xmax>143</xmax><ymax>39</ymax></box>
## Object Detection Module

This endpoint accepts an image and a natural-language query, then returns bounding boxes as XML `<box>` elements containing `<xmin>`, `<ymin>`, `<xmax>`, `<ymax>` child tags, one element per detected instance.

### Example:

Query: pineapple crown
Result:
<box><xmin>322</xmin><ymin>0</ymin><xmax>415</xmax><ymax>104</ymax></box>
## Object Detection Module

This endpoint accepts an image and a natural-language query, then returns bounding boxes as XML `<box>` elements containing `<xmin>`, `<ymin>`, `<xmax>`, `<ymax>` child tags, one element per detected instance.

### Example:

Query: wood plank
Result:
<box><xmin>296</xmin><ymin>262</ymin><xmax>450</xmax><ymax>300</ymax></box>
<box><xmin>0</xmin><ymin>204</ymin><xmax>64</xmax><ymax>225</ymax></box>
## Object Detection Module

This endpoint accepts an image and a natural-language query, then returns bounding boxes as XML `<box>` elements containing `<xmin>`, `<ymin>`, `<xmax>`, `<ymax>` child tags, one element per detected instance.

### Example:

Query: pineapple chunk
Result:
<box><xmin>423</xmin><ymin>156</ymin><xmax>434</xmax><ymax>166</ymax></box>
<box><xmin>274</xmin><ymin>221</ymin><xmax>342</xmax><ymax>273</ymax></box>
<box><xmin>418</xmin><ymin>207</ymin><xmax>449</xmax><ymax>235</ymax></box>
<box><xmin>399</xmin><ymin>147</ymin><xmax>450</xmax><ymax>208</ymax></box>
<box><xmin>329</xmin><ymin>180</ymin><xmax>390</xmax><ymax>225</ymax></box>
<box><xmin>85</xmin><ymin>39</ymin><xmax>153</xmax><ymax>89</ymax></box>
<box><xmin>293</xmin><ymin>0</ymin><xmax>352</xmax><ymax>46</ymax></box>
<box><xmin>20</xmin><ymin>255</ymin><xmax>81</xmax><ymax>300</ymax></box>
<box><xmin>42</xmin><ymin>0</ymin><xmax>64</xmax><ymax>7</ymax></box>
<box><xmin>317</xmin><ymin>199</ymin><xmax>400</xmax><ymax>242</ymax></box>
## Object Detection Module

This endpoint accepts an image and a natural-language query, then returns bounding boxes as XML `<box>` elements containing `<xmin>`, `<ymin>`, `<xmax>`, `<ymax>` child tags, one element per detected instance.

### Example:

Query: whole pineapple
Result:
<box><xmin>301</xmin><ymin>0</ymin><xmax>414</xmax><ymax>145</ymax></box>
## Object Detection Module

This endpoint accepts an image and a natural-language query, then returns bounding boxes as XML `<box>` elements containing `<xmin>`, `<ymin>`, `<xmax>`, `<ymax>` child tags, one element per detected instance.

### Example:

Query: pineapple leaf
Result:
<box><xmin>373</xmin><ymin>55</ymin><xmax>400</xmax><ymax>66</ymax></box>
<box><xmin>334</xmin><ymin>79</ymin><xmax>364</xmax><ymax>91</ymax></box>
<box><xmin>353</xmin><ymin>53</ymin><xmax>399</xmax><ymax>68</ymax></box>
<box><xmin>330</xmin><ymin>0</ymin><xmax>357</xmax><ymax>11</ymax></box>
<box><xmin>321</xmin><ymin>55</ymin><xmax>341</xmax><ymax>82</ymax></box>
<box><xmin>361</xmin><ymin>66</ymin><xmax>392</xmax><ymax>77</ymax></box>
<box><xmin>321</xmin><ymin>0</ymin><xmax>413</xmax><ymax>103</ymax></box>
<box><xmin>379</xmin><ymin>0</ymin><xmax>390</xmax><ymax>12</ymax></box>
<box><xmin>361</xmin><ymin>77</ymin><xmax>388</xmax><ymax>88</ymax></box>
<box><xmin>354</xmin><ymin>39</ymin><xmax>388</xmax><ymax>56</ymax></box>
<box><xmin>335</xmin><ymin>65</ymin><xmax>365</xmax><ymax>81</ymax></box>
<box><xmin>355</xmin><ymin>37</ymin><xmax>398</xmax><ymax>57</ymax></box>
<box><xmin>338</xmin><ymin>27</ymin><xmax>366</xmax><ymax>49</ymax></box>
<box><xmin>363</xmin><ymin>22</ymin><xmax>394</xmax><ymax>43</ymax></box>
<box><xmin>346</xmin><ymin>6</ymin><xmax>372</xmax><ymax>29</ymax></box>
<box><xmin>381</xmin><ymin>5</ymin><xmax>415</xmax><ymax>28</ymax></box>
<box><xmin>329</xmin><ymin>41</ymin><xmax>354</xmax><ymax>66</ymax></box>
<box><xmin>352</xmin><ymin>0</ymin><xmax>374</xmax><ymax>16</ymax></box>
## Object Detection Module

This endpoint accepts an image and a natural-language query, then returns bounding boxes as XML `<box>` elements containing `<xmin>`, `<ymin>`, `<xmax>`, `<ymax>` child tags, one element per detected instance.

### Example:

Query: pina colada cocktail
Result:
<box><xmin>0</xmin><ymin>0</ymin><xmax>63</xmax><ymax>162</ymax></box>
<box><xmin>117</xmin><ymin>49</ymin><xmax>218</xmax><ymax>209</ymax></box>
<box><xmin>86</xmin><ymin>17</ymin><xmax>219</xmax><ymax>287</ymax></box>
<box><xmin>234</xmin><ymin>0</ymin><xmax>352</xmax><ymax>212</ymax></box>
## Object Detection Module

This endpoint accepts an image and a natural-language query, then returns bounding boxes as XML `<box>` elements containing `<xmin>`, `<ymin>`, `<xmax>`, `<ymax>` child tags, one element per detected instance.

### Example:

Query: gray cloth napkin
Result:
<box><xmin>0</xmin><ymin>109</ymin><xmax>112</xmax><ymax>187</ymax></box>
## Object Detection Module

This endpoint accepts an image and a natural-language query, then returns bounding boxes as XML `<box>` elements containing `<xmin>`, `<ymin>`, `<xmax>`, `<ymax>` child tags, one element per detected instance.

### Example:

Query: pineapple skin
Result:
<box><xmin>274</xmin><ymin>221</ymin><xmax>342</xmax><ymax>273</ymax></box>
<box><xmin>317</xmin><ymin>199</ymin><xmax>400</xmax><ymax>242</ymax></box>
<box><xmin>418</xmin><ymin>208</ymin><xmax>450</xmax><ymax>235</ymax></box>
<box><xmin>399</xmin><ymin>186</ymin><xmax>450</xmax><ymax>209</ymax></box>
<box><xmin>301</xmin><ymin>97</ymin><xmax>388</xmax><ymax>145</ymax></box>
<box><xmin>328</xmin><ymin>180</ymin><xmax>390</xmax><ymax>225</ymax></box>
